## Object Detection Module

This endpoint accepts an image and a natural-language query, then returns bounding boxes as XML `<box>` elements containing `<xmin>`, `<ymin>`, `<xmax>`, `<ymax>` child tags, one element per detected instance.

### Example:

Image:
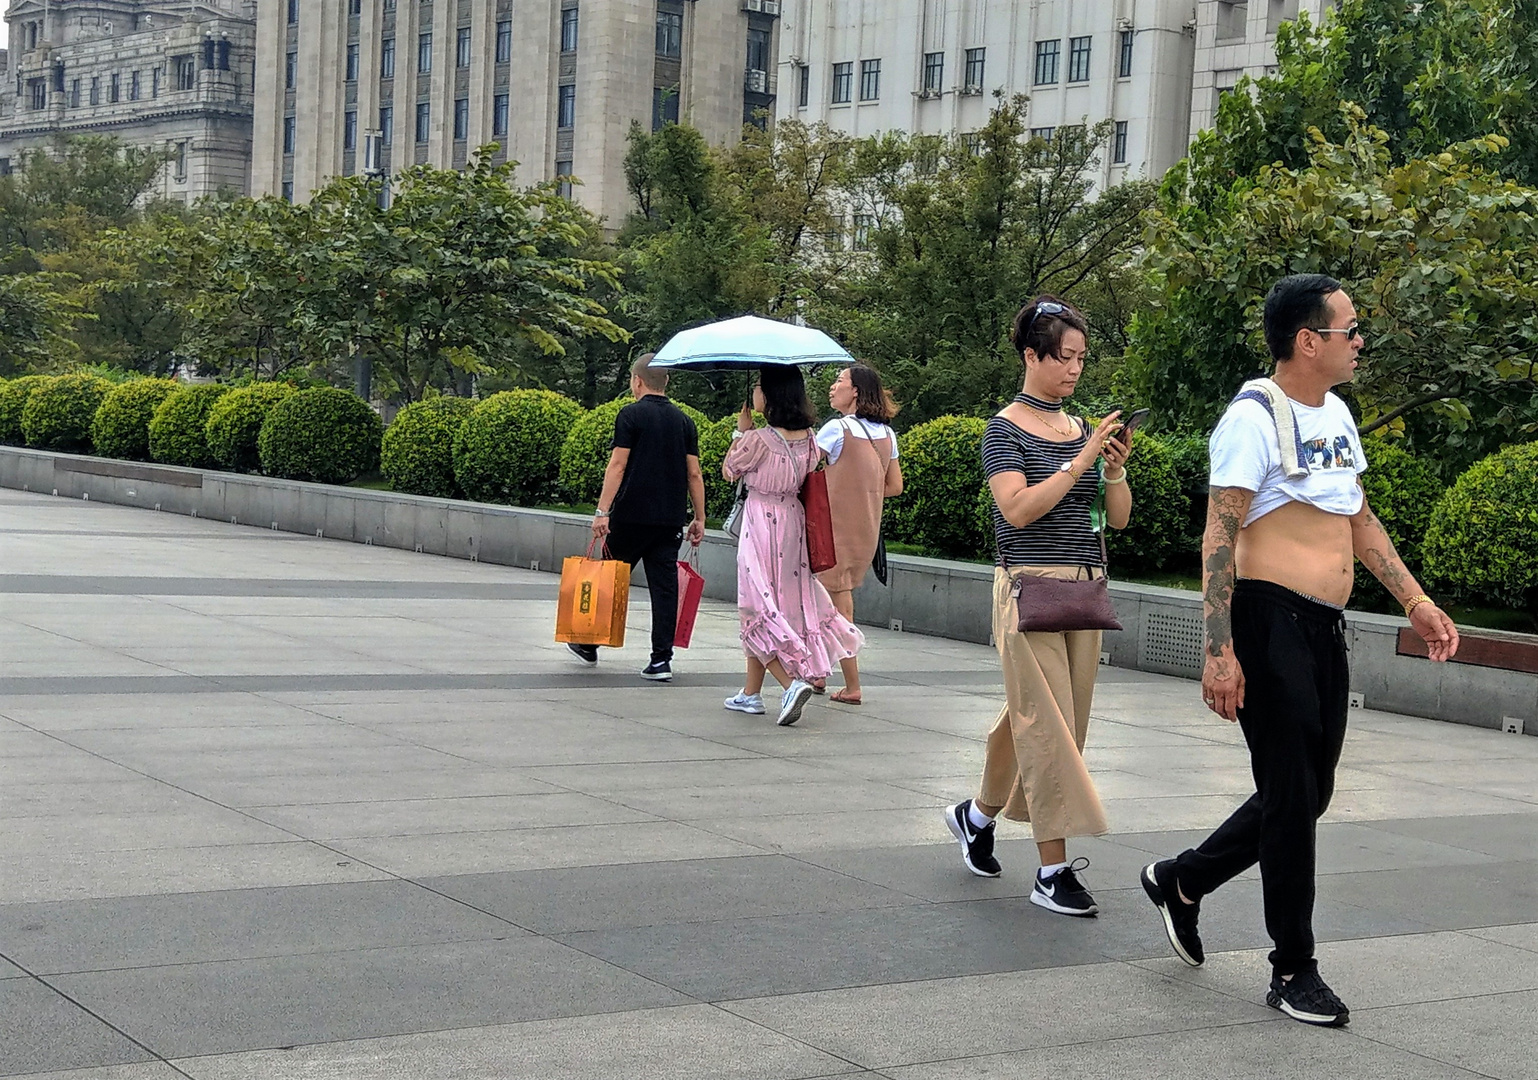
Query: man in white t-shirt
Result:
<box><xmin>1138</xmin><ymin>274</ymin><xmax>1459</xmax><ymax>1027</ymax></box>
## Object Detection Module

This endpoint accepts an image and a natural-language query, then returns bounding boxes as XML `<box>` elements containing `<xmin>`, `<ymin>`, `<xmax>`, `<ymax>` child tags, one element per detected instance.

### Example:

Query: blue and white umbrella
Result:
<box><xmin>650</xmin><ymin>315</ymin><xmax>854</xmax><ymax>371</ymax></box>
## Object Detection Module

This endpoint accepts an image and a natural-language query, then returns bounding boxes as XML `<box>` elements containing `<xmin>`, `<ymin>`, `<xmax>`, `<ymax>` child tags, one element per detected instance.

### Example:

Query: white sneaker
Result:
<box><xmin>777</xmin><ymin>679</ymin><xmax>813</xmax><ymax>726</ymax></box>
<box><xmin>724</xmin><ymin>691</ymin><xmax>765</xmax><ymax>714</ymax></box>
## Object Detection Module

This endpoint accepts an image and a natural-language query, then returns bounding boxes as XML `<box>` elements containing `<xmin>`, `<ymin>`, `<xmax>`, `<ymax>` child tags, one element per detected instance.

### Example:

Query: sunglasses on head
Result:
<box><xmin>1310</xmin><ymin>323</ymin><xmax>1361</xmax><ymax>342</ymax></box>
<box><xmin>1024</xmin><ymin>301</ymin><xmax>1068</xmax><ymax>342</ymax></box>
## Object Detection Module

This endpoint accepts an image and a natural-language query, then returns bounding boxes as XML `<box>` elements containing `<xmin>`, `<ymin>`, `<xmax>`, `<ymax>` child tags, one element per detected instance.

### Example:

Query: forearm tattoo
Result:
<box><xmin>1203</xmin><ymin>488</ymin><xmax>1247</xmax><ymax>657</ymax></box>
<box><xmin>1357</xmin><ymin>506</ymin><xmax>1414</xmax><ymax>600</ymax></box>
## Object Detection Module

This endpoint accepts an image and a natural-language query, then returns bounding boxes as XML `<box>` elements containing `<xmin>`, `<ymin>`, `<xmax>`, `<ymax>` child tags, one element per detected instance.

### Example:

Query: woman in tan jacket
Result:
<box><xmin>812</xmin><ymin>365</ymin><xmax>904</xmax><ymax>703</ymax></box>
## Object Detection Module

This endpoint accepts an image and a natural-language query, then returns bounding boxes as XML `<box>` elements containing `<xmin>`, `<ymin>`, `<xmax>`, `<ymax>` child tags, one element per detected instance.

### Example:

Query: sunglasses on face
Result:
<box><xmin>1311</xmin><ymin>323</ymin><xmax>1361</xmax><ymax>342</ymax></box>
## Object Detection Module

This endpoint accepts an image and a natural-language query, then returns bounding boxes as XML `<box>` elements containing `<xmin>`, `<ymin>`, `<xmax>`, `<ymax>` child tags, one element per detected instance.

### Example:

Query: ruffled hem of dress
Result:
<box><xmin>740</xmin><ymin>609</ymin><xmax>864</xmax><ymax>681</ymax></box>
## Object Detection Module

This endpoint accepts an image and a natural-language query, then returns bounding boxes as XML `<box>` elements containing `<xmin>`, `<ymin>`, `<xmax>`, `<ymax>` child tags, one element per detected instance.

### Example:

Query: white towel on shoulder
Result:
<box><xmin>1231</xmin><ymin>377</ymin><xmax>1309</xmax><ymax>480</ymax></box>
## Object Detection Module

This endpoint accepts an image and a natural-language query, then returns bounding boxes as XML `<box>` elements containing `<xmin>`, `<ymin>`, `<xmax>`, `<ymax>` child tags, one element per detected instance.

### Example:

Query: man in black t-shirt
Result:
<box><xmin>571</xmin><ymin>354</ymin><xmax>705</xmax><ymax>681</ymax></box>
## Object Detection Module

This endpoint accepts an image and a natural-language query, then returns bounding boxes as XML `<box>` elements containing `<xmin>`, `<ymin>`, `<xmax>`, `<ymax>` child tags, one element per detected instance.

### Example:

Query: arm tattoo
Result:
<box><xmin>1203</xmin><ymin>487</ymin><xmax>1248</xmax><ymax>658</ymax></box>
<box><xmin>1356</xmin><ymin>504</ymin><xmax>1414</xmax><ymax>600</ymax></box>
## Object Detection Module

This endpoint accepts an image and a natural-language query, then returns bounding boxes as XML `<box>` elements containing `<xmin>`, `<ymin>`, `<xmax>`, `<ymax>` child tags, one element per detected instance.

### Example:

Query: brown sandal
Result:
<box><xmin>830</xmin><ymin>688</ymin><xmax>862</xmax><ymax>705</ymax></box>
<box><xmin>809</xmin><ymin>679</ymin><xmax>827</xmax><ymax>694</ymax></box>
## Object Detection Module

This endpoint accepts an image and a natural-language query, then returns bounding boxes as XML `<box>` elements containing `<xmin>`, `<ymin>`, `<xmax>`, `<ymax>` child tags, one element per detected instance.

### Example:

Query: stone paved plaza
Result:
<box><xmin>2</xmin><ymin>486</ymin><xmax>1536</xmax><ymax>1079</ymax></box>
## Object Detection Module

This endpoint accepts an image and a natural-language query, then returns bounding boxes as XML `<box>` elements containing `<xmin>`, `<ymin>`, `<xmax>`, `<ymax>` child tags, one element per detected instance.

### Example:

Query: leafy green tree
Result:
<box><xmin>0</xmin><ymin>273</ymin><xmax>81</xmax><ymax>376</ymax></box>
<box><xmin>0</xmin><ymin>136</ymin><xmax>169</xmax><ymax>256</ymax></box>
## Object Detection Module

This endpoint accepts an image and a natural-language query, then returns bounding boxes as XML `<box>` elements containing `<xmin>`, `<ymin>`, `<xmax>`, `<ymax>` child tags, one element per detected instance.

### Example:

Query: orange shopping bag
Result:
<box><xmin>674</xmin><ymin>547</ymin><xmax>706</xmax><ymax>649</ymax></box>
<box><xmin>555</xmin><ymin>540</ymin><xmax>631</xmax><ymax>648</ymax></box>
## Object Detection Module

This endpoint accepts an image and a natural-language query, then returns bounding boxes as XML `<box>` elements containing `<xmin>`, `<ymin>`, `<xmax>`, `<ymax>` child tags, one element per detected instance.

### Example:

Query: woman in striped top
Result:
<box><xmin>944</xmin><ymin>295</ymin><xmax>1134</xmax><ymax>919</ymax></box>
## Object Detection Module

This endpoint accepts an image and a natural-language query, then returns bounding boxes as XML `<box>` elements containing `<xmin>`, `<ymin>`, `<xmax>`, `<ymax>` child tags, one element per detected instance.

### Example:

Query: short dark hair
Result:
<box><xmin>758</xmin><ymin>366</ymin><xmax>817</xmax><ymax>431</ymax></box>
<box><xmin>631</xmin><ymin>353</ymin><xmax>668</xmax><ymax>391</ymax></box>
<box><xmin>846</xmin><ymin>364</ymin><xmax>899</xmax><ymax>424</ymax></box>
<box><xmin>1010</xmin><ymin>295</ymin><xmax>1089</xmax><ymax>363</ymax></box>
<box><xmin>1263</xmin><ymin>274</ymin><xmax>1342</xmax><ymax>361</ymax></box>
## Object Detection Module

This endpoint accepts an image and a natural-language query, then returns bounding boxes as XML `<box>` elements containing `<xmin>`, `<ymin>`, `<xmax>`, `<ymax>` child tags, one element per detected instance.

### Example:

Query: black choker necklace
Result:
<box><xmin>1015</xmin><ymin>392</ymin><xmax>1064</xmax><ymax>412</ymax></box>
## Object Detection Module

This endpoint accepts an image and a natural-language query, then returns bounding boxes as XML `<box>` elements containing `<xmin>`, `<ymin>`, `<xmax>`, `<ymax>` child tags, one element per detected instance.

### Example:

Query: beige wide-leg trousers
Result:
<box><xmin>977</xmin><ymin>566</ymin><xmax>1109</xmax><ymax>840</ymax></box>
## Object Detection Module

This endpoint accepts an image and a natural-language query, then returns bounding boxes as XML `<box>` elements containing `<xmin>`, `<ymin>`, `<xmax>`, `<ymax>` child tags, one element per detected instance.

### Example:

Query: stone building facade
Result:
<box><xmin>0</xmin><ymin>1</ymin><xmax>258</xmax><ymax>201</ymax></box>
<box><xmin>777</xmin><ymin>0</ymin><xmax>1199</xmax><ymax>186</ymax></box>
<box><xmin>252</xmin><ymin>0</ymin><xmax>780</xmax><ymax>229</ymax></box>
<box><xmin>1189</xmin><ymin>0</ymin><xmax>1329</xmax><ymax>132</ymax></box>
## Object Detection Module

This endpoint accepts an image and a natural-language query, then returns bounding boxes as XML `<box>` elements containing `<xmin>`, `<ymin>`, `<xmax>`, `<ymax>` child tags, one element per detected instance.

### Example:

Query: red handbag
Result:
<box><xmin>799</xmin><ymin>438</ymin><xmax>837</xmax><ymax>574</ymax></box>
<box><xmin>674</xmin><ymin>547</ymin><xmax>706</xmax><ymax>649</ymax></box>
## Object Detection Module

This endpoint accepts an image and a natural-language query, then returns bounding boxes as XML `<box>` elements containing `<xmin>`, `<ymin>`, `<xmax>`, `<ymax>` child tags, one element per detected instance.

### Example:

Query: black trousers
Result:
<box><xmin>604</xmin><ymin>521</ymin><xmax>683</xmax><ymax>664</ymax></box>
<box><xmin>1174</xmin><ymin>579</ymin><xmax>1350</xmax><ymax>976</ymax></box>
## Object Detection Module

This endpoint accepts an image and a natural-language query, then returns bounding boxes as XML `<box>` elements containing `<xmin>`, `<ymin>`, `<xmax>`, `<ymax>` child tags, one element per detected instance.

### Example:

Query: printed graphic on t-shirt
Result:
<box><xmin>1302</xmin><ymin>436</ymin><xmax>1357</xmax><ymax>471</ymax></box>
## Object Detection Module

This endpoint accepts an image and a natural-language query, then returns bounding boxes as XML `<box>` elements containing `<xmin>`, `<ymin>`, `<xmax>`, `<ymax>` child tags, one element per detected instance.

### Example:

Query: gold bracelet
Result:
<box><xmin>1402</xmin><ymin>594</ymin><xmax>1433</xmax><ymax>617</ymax></box>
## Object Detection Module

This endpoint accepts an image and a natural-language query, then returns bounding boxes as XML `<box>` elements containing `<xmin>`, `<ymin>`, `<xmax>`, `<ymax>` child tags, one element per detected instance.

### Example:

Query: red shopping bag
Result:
<box><xmin>674</xmin><ymin>548</ymin><xmax>706</xmax><ymax>649</ymax></box>
<box><xmin>800</xmin><ymin>463</ymin><xmax>837</xmax><ymax>574</ymax></box>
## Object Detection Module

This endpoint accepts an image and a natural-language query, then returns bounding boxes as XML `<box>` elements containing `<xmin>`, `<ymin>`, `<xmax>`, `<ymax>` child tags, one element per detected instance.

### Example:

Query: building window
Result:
<box><xmin>380</xmin><ymin>105</ymin><xmax>394</xmax><ymax>145</ymax></box>
<box><xmin>344</xmin><ymin>110</ymin><xmax>358</xmax><ymax>150</ymax></box>
<box><xmin>1029</xmin><ymin>125</ymin><xmax>1055</xmax><ymax>142</ymax></box>
<box><xmin>90</xmin><ymin>77</ymin><xmax>101</xmax><ymax>105</ymax></box>
<box><xmin>492</xmin><ymin>93</ymin><xmax>509</xmax><ymax>136</ymax></box>
<box><xmin>176</xmin><ymin>56</ymin><xmax>196</xmax><ymax>90</ymax></box>
<box><xmin>29</xmin><ymin>79</ymin><xmax>47</xmax><ymax>110</ymax></box>
<box><xmin>415</xmin><ymin>101</ymin><xmax>431</xmax><ymax>142</ymax></box>
<box><xmin>286</xmin><ymin>51</ymin><xmax>297</xmax><ymax>89</ymax></box>
<box><xmin>852</xmin><ymin>213</ymin><xmax>874</xmax><ymax>252</ymax></box>
<box><xmin>457</xmin><ymin>27</ymin><xmax>472</xmax><ymax>69</ymax></box>
<box><xmin>108</xmin><ymin>74</ymin><xmax>120</xmax><ymax>103</ymax></box>
<box><xmin>1068</xmin><ymin>36</ymin><xmax>1091</xmax><ymax>82</ymax></box>
<box><xmin>746</xmin><ymin>28</ymin><xmax>771</xmax><ymax>79</ymax></box>
<box><xmin>923</xmin><ymin>52</ymin><xmax>943</xmax><ymax>93</ymax></box>
<box><xmin>454</xmin><ymin>97</ymin><xmax>469</xmax><ymax>139</ymax></box>
<box><xmin>281</xmin><ymin>181</ymin><xmax>294</xmax><ymax>202</ymax></box>
<box><xmin>797</xmin><ymin>65</ymin><xmax>809</xmax><ymax>107</ymax></box>
<box><xmin>153</xmin><ymin>67</ymin><xmax>162</xmax><ymax>97</ymax></box>
<box><xmin>418</xmin><ymin>33</ymin><xmax>433</xmax><ymax>73</ymax></box>
<box><xmin>830</xmin><ymin>61</ymin><xmax>852</xmax><ymax>104</ymax></box>
<box><xmin>1113</xmin><ymin>120</ymin><xmax>1128</xmax><ymax>163</ymax></box>
<box><xmin>70</xmin><ymin>79</ymin><xmax>80</xmax><ymax>107</ymax></box>
<box><xmin>859</xmin><ymin>59</ymin><xmax>880</xmax><ymax>101</ymax></box>
<box><xmin>349</xmin><ymin>0</ymin><xmax>362</xmax><ymax>14</ymax></box>
<box><xmin>560</xmin><ymin>7</ymin><xmax>579</xmax><ymax>53</ymax></box>
<box><xmin>652</xmin><ymin>84</ymin><xmax>679</xmax><ymax>130</ymax></box>
<box><xmin>287</xmin><ymin>0</ymin><xmax>299</xmax><ymax>25</ymax></box>
<box><xmin>964</xmin><ymin>47</ymin><xmax>985</xmax><ymax>90</ymax></box>
<box><xmin>496</xmin><ymin>20</ymin><xmax>512</xmax><ymax>62</ymax></box>
<box><xmin>656</xmin><ymin>10</ymin><xmax>682</xmax><ymax>58</ymax></box>
<box><xmin>962</xmin><ymin>132</ymin><xmax>983</xmax><ymax>156</ymax></box>
<box><xmin>1119</xmin><ymin>29</ymin><xmax>1134</xmax><ymax>78</ymax></box>
<box><xmin>381</xmin><ymin>38</ymin><xmax>396</xmax><ymax>78</ymax></box>
<box><xmin>283</xmin><ymin>115</ymin><xmax>296</xmax><ymax>153</ymax></box>
<box><xmin>555</xmin><ymin>159</ymin><xmax>573</xmax><ymax>199</ymax></box>
<box><xmin>130</xmin><ymin>71</ymin><xmax>141</xmax><ymax>100</ymax></box>
<box><xmin>174</xmin><ymin>142</ymin><xmax>187</xmax><ymax>181</ymax></box>
<box><xmin>346</xmin><ymin>43</ymin><xmax>360</xmax><ymax>82</ymax></box>
<box><xmin>219</xmin><ymin>40</ymin><xmax>231</xmax><ymax>70</ymax></box>
<box><xmin>557</xmin><ymin>84</ymin><xmax>576</xmax><ymax>128</ymax></box>
<box><xmin>1033</xmin><ymin>40</ymin><xmax>1059</xmax><ymax>85</ymax></box>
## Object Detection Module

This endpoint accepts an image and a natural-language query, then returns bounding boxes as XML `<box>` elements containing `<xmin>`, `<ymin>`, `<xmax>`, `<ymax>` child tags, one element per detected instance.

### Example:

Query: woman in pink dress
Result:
<box><xmin>722</xmin><ymin>367</ymin><xmax>864</xmax><ymax>726</ymax></box>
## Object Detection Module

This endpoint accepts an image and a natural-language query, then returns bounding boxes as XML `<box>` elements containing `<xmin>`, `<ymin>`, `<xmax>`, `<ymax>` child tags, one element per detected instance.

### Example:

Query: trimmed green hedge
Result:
<box><xmin>148</xmin><ymin>384</ymin><xmax>230</xmax><ymax>468</ymax></box>
<box><xmin>1424</xmin><ymin>442</ymin><xmax>1538</xmax><ymax>612</ymax></box>
<box><xmin>1106</xmin><ymin>430</ymin><xmax>1188</xmax><ymax>572</ymax></box>
<box><xmin>205</xmin><ymin>382</ymin><xmax>297</xmax><ymax>473</ymax></box>
<box><xmin>0</xmin><ymin>374</ymin><xmax>52</xmax><ymax>445</ymax></box>
<box><xmin>92</xmin><ymin>379</ymin><xmax>178</xmax><ymax>461</ymax></box>
<box><xmin>1356</xmin><ymin>437</ymin><xmax>1443</xmax><ymax>606</ymax></box>
<box><xmin>22</xmin><ymin>373</ymin><xmax>112</xmax><ymax>452</ymax></box>
<box><xmin>885</xmin><ymin>415</ymin><xmax>988</xmax><ymax>559</ymax></box>
<box><xmin>696</xmin><ymin>415</ymin><xmax>743</xmax><ymax>519</ymax></box>
<box><xmin>258</xmin><ymin>387</ymin><xmax>383</xmax><ymax>485</ymax></box>
<box><xmin>382</xmin><ymin>396</ymin><xmax>476</xmax><ymax>498</ymax></box>
<box><xmin>1161</xmin><ymin>432</ymin><xmax>1209</xmax><ymax>563</ymax></box>
<box><xmin>555</xmin><ymin>395</ymin><xmax>709</xmax><ymax>505</ymax></box>
<box><xmin>456</xmin><ymin>390</ymin><xmax>588</xmax><ymax>505</ymax></box>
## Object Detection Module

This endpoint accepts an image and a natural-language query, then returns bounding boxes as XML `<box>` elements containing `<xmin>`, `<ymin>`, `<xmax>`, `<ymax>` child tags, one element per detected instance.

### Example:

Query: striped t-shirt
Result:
<box><xmin>981</xmin><ymin>415</ymin><xmax>1104</xmax><ymax>567</ymax></box>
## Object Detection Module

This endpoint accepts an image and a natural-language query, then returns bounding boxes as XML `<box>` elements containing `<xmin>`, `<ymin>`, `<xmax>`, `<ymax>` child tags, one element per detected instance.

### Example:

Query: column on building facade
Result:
<box><xmin>686</xmin><ymin>0</ymin><xmax>752</xmax><ymax>148</ymax></box>
<box><xmin>466</xmin><ymin>0</ymin><xmax>495</xmax><ymax>156</ymax></box>
<box><xmin>573</xmin><ymin>1</ymin><xmax>654</xmax><ymax>227</ymax></box>
<box><xmin>428</xmin><ymin>0</ymin><xmax>453</xmax><ymax>167</ymax></box>
<box><xmin>251</xmin><ymin>2</ymin><xmax>283</xmax><ymax>196</ymax></box>
<box><xmin>356</xmin><ymin>1</ymin><xmax>382</xmax><ymax>180</ymax></box>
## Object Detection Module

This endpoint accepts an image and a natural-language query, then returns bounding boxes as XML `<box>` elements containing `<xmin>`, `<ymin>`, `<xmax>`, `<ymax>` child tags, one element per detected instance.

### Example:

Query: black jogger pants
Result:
<box><xmin>604</xmin><ymin>522</ymin><xmax>683</xmax><ymax>665</ymax></box>
<box><xmin>1173</xmin><ymin>578</ymin><xmax>1350</xmax><ymax>976</ymax></box>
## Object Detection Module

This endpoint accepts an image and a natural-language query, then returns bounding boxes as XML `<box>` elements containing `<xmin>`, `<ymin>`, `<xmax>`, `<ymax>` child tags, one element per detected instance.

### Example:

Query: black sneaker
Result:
<box><xmin>566</xmin><ymin>643</ymin><xmax>598</xmax><ymax>665</ymax></box>
<box><xmin>1031</xmin><ymin>858</ymin><xmax>1098</xmax><ymax>917</ymax></box>
<box><xmin>641</xmin><ymin>661</ymin><xmax>672</xmax><ymax>682</ymax></box>
<box><xmin>1268</xmin><ymin>968</ymin><xmax>1350</xmax><ymax>1027</ymax></box>
<box><xmin>1141</xmin><ymin>860</ymin><xmax>1204</xmax><ymax>967</ymax></box>
<box><xmin>944</xmin><ymin>800</ymin><xmax>1001</xmax><ymax>877</ymax></box>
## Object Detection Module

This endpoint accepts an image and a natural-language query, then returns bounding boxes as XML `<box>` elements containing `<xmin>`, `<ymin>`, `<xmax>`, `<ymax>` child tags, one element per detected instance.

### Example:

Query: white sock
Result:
<box><xmin>966</xmin><ymin>803</ymin><xmax>993</xmax><ymax>831</ymax></box>
<box><xmin>1038</xmin><ymin>861</ymin><xmax>1069</xmax><ymax>879</ymax></box>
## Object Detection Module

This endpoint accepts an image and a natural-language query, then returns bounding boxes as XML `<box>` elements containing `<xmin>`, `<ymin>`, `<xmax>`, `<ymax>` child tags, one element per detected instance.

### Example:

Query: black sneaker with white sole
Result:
<box><xmin>641</xmin><ymin>661</ymin><xmax>672</xmax><ymax>682</ymax></box>
<box><xmin>1267</xmin><ymin>968</ymin><xmax>1350</xmax><ymax>1027</ymax></box>
<box><xmin>566</xmin><ymin>642</ymin><xmax>598</xmax><ymax>665</ymax></box>
<box><xmin>1141</xmin><ymin>860</ymin><xmax>1204</xmax><ymax>967</ymax></box>
<box><xmin>1030</xmin><ymin>858</ymin><xmax>1098</xmax><ymax>917</ymax></box>
<box><xmin>944</xmin><ymin>800</ymin><xmax>1001</xmax><ymax>877</ymax></box>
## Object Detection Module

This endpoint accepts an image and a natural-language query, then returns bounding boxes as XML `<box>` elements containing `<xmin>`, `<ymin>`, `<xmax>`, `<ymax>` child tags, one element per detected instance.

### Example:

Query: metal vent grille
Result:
<box><xmin>1141</xmin><ymin>610</ymin><xmax>1204</xmax><ymax>677</ymax></box>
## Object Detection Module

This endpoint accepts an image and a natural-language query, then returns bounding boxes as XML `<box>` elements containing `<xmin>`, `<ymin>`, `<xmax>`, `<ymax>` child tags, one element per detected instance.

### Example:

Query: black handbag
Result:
<box><xmin>872</xmin><ymin>529</ymin><xmax>889</xmax><ymax>586</ymax></box>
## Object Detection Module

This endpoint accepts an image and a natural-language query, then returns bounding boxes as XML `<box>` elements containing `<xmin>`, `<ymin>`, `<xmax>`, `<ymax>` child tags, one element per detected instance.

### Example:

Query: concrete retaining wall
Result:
<box><xmin>4</xmin><ymin>445</ymin><xmax>1533</xmax><ymax>735</ymax></box>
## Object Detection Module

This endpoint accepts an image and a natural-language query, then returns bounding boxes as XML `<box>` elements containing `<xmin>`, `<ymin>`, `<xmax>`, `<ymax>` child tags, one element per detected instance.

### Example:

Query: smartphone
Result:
<box><xmin>1116</xmin><ymin>408</ymin><xmax>1150</xmax><ymax>445</ymax></box>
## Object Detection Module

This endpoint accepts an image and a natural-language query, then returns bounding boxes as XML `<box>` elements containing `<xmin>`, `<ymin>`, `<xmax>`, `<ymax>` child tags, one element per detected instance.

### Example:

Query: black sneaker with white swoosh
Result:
<box><xmin>1030</xmin><ymin>858</ymin><xmax>1098</xmax><ymax>917</ymax></box>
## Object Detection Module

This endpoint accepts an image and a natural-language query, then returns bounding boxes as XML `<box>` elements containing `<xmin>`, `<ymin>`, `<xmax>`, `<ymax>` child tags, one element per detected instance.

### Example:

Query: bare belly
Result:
<box><xmin>1236</xmin><ymin>500</ymin><xmax>1356</xmax><ymax>607</ymax></box>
